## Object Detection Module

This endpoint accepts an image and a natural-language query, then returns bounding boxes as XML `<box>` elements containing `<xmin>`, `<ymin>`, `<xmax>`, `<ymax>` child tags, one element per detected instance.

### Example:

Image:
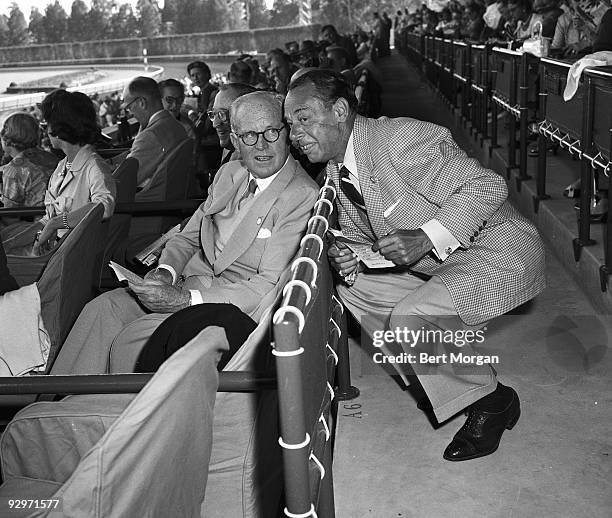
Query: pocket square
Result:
<box><xmin>257</xmin><ymin>228</ymin><xmax>272</xmax><ymax>239</ymax></box>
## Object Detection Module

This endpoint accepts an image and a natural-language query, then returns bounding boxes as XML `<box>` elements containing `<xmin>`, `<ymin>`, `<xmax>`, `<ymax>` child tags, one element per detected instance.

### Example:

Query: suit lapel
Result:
<box><xmin>352</xmin><ymin>116</ymin><xmax>389</xmax><ymax>238</ymax></box>
<box><xmin>212</xmin><ymin>157</ymin><xmax>296</xmax><ymax>275</ymax></box>
<box><xmin>200</xmin><ymin>163</ymin><xmax>248</xmax><ymax>265</ymax></box>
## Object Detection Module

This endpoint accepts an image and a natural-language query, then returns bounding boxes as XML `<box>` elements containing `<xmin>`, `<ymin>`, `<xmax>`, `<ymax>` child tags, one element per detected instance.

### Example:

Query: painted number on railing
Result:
<box><xmin>342</xmin><ymin>403</ymin><xmax>362</xmax><ymax>418</ymax></box>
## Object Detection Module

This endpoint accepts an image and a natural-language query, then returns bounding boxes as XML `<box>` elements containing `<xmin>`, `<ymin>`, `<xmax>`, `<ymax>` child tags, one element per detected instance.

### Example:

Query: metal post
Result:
<box><xmin>335</xmin><ymin>306</ymin><xmax>360</xmax><ymax>401</ymax></box>
<box><xmin>517</xmin><ymin>53</ymin><xmax>531</xmax><ymax>185</ymax></box>
<box><xmin>573</xmin><ymin>75</ymin><xmax>596</xmax><ymax>261</ymax></box>
<box><xmin>274</xmin><ymin>320</ymin><xmax>312</xmax><ymax>517</ymax></box>
<box><xmin>507</xmin><ymin>55</ymin><xmax>518</xmax><ymax>175</ymax></box>
<box><xmin>534</xmin><ymin>89</ymin><xmax>550</xmax><ymax>213</ymax></box>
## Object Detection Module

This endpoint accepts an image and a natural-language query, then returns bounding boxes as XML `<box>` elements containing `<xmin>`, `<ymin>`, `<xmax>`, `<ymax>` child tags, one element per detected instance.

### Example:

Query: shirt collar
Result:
<box><xmin>339</xmin><ymin>130</ymin><xmax>357</xmax><ymax>176</ymax></box>
<box><xmin>249</xmin><ymin>155</ymin><xmax>288</xmax><ymax>193</ymax></box>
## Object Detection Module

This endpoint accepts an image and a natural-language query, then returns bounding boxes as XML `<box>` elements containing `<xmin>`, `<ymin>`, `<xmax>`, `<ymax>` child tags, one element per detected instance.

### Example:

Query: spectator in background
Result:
<box><xmin>320</xmin><ymin>25</ymin><xmax>359</xmax><ymax>66</ymax></box>
<box><xmin>372</xmin><ymin>13</ymin><xmax>387</xmax><ymax>56</ymax></box>
<box><xmin>285</xmin><ymin>40</ymin><xmax>301</xmax><ymax>63</ymax></box>
<box><xmin>533</xmin><ymin>0</ymin><xmax>564</xmax><ymax>37</ymax></box>
<box><xmin>508</xmin><ymin>0</ymin><xmax>556</xmax><ymax>40</ymax></box>
<box><xmin>298</xmin><ymin>40</ymin><xmax>320</xmax><ymax>68</ymax></box>
<box><xmin>483</xmin><ymin>0</ymin><xmax>507</xmax><ymax>39</ymax></box>
<box><xmin>382</xmin><ymin>12</ymin><xmax>393</xmax><ymax>52</ymax></box>
<box><xmin>208</xmin><ymin>83</ymin><xmax>257</xmax><ymax>170</ymax></box>
<box><xmin>266</xmin><ymin>49</ymin><xmax>298</xmax><ymax>95</ymax></box>
<box><xmin>159</xmin><ymin>78</ymin><xmax>195</xmax><ymax>140</ymax></box>
<box><xmin>238</xmin><ymin>55</ymin><xmax>269</xmax><ymax>89</ymax></box>
<box><xmin>355</xmin><ymin>31</ymin><xmax>372</xmax><ymax>62</ymax></box>
<box><xmin>465</xmin><ymin>3</ymin><xmax>485</xmax><ymax>40</ymax></box>
<box><xmin>99</xmin><ymin>96</ymin><xmax>113</xmax><ymax>127</ymax></box>
<box><xmin>326</xmin><ymin>46</ymin><xmax>357</xmax><ymax>85</ymax></box>
<box><xmin>0</xmin><ymin>113</ymin><xmax>58</xmax><ymax>213</ymax></box>
<box><xmin>228</xmin><ymin>60</ymin><xmax>253</xmax><ymax>85</ymax></box>
<box><xmin>593</xmin><ymin>6</ymin><xmax>612</xmax><ymax>51</ymax></box>
<box><xmin>187</xmin><ymin>61</ymin><xmax>217</xmax><ymax>116</ymax></box>
<box><xmin>2</xmin><ymin>89</ymin><xmax>115</xmax><ymax>255</ymax></box>
<box><xmin>121</xmin><ymin>77</ymin><xmax>189</xmax><ymax>196</ymax></box>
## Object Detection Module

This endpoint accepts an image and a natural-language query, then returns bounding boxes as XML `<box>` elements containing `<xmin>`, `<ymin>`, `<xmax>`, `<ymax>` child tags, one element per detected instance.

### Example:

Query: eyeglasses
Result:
<box><xmin>122</xmin><ymin>96</ymin><xmax>143</xmax><ymax>112</ymax></box>
<box><xmin>207</xmin><ymin>109</ymin><xmax>230</xmax><ymax>122</ymax></box>
<box><xmin>232</xmin><ymin>126</ymin><xmax>286</xmax><ymax>146</ymax></box>
<box><xmin>163</xmin><ymin>95</ymin><xmax>183</xmax><ymax>106</ymax></box>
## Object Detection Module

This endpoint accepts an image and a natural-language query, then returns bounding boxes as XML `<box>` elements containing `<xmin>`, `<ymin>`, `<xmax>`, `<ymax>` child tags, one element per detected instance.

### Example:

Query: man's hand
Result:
<box><xmin>328</xmin><ymin>241</ymin><xmax>360</xmax><ymax>276</ymax></box>
<box><xmin>144</xmin><ymin>268</ymin><xmax>173</xmax><ymax>285</ymax></box>
<box><xmin>372</xmin><ymin>229</ymin><xmax>433</xmax><ymax>267</ymax></box>
<box><xmin>128</xmin><ymin>280</ymin><xmax>191</xmax><ymax>313</ymax></box>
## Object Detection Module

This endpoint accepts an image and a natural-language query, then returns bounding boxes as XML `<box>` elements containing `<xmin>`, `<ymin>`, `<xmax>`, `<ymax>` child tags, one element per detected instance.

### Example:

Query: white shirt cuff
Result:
<box><xmin>420</xmin><ymin>219</ymin><xmax>460</xmax><ymax>261</ymax></box>
<box><xmin>157</xmin><ymin>264</ymin><xmax>177</xmax><ymax>284</ymax></box>
<box><xmin>190</xmin><ymin>290</ymin><xmax>203</xmax><ymax>305</ymax></box>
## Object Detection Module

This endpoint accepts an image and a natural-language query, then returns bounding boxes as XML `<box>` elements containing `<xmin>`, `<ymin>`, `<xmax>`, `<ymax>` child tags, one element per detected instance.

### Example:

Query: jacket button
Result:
<box><xmin>473</xmin><ymin>231</ymin><xmax>478</xmax><ymax>236</ymax></box>
<box><xmin>469</xmin><ymin>236</ymin><xmax>475</xmax><ymax>242</ymax></box>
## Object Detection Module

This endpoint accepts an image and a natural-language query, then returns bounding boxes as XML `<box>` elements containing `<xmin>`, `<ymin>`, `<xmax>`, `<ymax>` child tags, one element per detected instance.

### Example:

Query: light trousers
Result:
<box><xmin>337</xmin><ymin>271</ymin><xmax>497</xmax><ymax>422</ymax></box>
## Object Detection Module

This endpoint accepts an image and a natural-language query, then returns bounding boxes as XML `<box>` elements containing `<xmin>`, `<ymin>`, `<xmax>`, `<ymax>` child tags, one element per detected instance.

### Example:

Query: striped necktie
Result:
<box><xmin>339</xmin><ymin>166</ymin><xmax>366</xmax><ymax>210</ymax></box>
<box><xmin>238</xmin><ymin>178</ymin><xmax>257</xmax><ymax>210</ymax></box>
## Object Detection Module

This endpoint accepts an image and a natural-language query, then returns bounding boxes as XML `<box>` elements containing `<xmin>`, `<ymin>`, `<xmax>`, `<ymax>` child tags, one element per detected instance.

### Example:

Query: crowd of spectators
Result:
<box><xmin>391</xmin><ymin>0</ymin><xmax>611</xmax><ymax>57</ymax></box>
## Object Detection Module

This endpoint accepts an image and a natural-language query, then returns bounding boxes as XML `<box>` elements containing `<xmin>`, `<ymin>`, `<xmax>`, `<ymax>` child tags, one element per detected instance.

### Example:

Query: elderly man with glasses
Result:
<box><xmin>51</xmin><ymin>90</ymin><xmax>319</xmax><ymax>375</ymax></box>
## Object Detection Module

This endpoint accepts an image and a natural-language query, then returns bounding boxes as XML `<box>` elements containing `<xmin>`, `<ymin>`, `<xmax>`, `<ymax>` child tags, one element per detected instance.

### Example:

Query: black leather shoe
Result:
<box><xmin>443</xmin><ymin>388</ymin><xmax>520</xmax><ymax>462</ymax></box>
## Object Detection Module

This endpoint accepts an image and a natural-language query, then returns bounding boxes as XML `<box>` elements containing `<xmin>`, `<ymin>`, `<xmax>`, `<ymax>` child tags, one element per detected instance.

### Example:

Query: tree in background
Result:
<box><xmin>28</xmin><ymin>8</ymin><xmax>45</xmax><ymax>44</ymax></box>
<box><xmin>175</xmin><ymin>0</ymin><xmax>229</xmax><ymax>34</ymax></box>
<box><xmin>44</xmin><ymin>1</ymin><xmax>69</xmax><ymax>43</ymax></box>
<box><xmin>7</xmin><ymin>3</ymin><xmax>29</xmax><ymax>46</ymax></box>
<box><xmin>248</xmin><ymin>0</ymin><xmax>271</xmax><ymax>29</ymax></box>
<box><xmin>109</xmin><ymin>3</ymin><xmax>139</xmax><ymax>39</ymax></box>
<box><xmin>269</xmin><ymin>0</ymin><xmax>299</xmax><ymax>27</ymax></box>
<box><xmin>316</xmin><ymin>0</ymin><xmax>398</xmax><ymax>34</ymax></box>
<box><xmin>88</xmin><ymin>0</ymin><xmax>113</xmax><ymax>40</ymax></box>
<box><xmin>137</xmin><ymin>0</ymin><xmax>162</xmax><ymax>37</ymax></box>
<box><xmin>0</xmin><ymin>15</ymin><xmax>9</xmax><ymax>47</ymax></box>
<box><xmin>68</xmin><ymin>0</ymin><xmax>89</xmax><ymax>41</ymax></box>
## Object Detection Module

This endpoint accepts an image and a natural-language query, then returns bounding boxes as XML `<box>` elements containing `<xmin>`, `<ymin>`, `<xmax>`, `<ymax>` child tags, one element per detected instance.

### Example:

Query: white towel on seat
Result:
<box><xmin>564</xmin><ymin>51</ymin><xmax>612</xmax><ymax>101</ymax></box>
<box><xmin>0</xmin><ymin>284</ymin><xmax>50</xmax><ymax>376</ymax></box>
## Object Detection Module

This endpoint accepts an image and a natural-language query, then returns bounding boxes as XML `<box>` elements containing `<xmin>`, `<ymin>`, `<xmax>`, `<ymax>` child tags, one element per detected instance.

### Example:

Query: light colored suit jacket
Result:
<box><xmin>160</xmin><ymin>155</ymin><xmax>319</xmax><ymax>322</ymax></box>
<box><xmin>127</xmin><ymin>110</ymin><xmax>188</xmax><ymax>195</ymax></box>
<box><xmin>330</xmin><ymin>115</ymin><xmax>546</xmax><ymax>325</ymax></box>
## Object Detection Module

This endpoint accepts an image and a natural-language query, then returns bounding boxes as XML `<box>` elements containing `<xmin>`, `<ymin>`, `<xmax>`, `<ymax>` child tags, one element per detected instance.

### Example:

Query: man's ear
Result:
<box><xmin>230</xmin><ymin>132</ymin><xmax>239</xmax><ymax>150</ymax></box>
<box><xmin>332</xmin><ymin>97</ymin><xmax>351</xmax><ymax>123</ymax></box>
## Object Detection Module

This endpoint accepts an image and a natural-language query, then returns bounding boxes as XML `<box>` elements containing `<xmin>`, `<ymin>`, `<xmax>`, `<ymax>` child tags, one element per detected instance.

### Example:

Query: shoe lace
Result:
<box><xmin>464</xmin><ymin>407</ymin><xmax>487</xmax><ymax>434</ymax></box>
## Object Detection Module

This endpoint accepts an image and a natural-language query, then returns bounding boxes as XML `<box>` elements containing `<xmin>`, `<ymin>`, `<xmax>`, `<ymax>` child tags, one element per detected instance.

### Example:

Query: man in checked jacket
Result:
<box><xmin>285</xmin><ymin>69</ymin><xmax>546</xmax><ymax>462</ymax></box>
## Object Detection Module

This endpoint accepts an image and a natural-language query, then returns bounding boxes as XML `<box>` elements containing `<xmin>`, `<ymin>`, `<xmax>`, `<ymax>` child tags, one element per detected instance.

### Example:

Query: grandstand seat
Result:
<box><xmin>5</xmin><ymin>203</ymin><xmax>105</xmax><ymax>293</ymax></box>
<box><xmin>0</xmin><ymin>328</ymin><xmax>217</xmax><ymax>517</ymax></box>
<box><xmin>0</xmin><ymin>204</ymin><xmax>105</xmax><ymax>414</ymax></box>
<box><xmin>96</xmin><ymin>157</ymin><xmax>138</xmax><ymax>287</ymax></box>
<box><xmin>121</xmin><ymin>138</ymin><xmax>195</xmax><ymax>261</ymax></box>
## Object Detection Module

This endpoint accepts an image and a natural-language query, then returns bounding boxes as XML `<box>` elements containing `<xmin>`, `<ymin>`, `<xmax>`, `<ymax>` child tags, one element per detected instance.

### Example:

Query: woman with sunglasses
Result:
<box><xmin>2</xmin><ymin>89</ymin><xmax>116</xmax><ymax>256</ymax></box>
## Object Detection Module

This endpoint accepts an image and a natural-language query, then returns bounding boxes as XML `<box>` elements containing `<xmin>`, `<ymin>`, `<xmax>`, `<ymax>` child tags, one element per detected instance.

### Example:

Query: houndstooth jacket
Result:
<box><xmin>327</xmin><ymin>115</ymin><xmax>546</xmax><ymax>325</ymax></box>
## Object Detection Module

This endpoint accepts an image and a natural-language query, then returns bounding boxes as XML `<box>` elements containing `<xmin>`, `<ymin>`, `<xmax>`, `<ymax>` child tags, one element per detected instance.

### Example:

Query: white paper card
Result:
<box><xmin>109</xmin><ymin>261</ymin><xmax>144</xmax><ymax>285</ymax></box>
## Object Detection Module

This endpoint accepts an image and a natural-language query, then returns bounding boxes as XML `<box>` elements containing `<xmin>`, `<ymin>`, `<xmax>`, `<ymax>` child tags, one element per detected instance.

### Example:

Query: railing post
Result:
<box><xmin>335</xmin><ymin>307</ymin><xmax>360</xmax><ymax>401</ymax></box>
<box><xmin>573</xmin><ymin>74</ymin><xmax>596</xmax><ymax>260</ymax></box>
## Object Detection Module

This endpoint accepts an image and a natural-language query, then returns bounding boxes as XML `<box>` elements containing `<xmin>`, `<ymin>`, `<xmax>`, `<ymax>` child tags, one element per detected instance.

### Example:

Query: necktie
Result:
<box><xmin>339</xmin><ymin>166</ymin><xmax>366</xmax><ymax>210</ymax></box>
<box><xmin>238</xmin><ymin>178</ymin><xmax>257</xmax><ymax>210</ymax></box>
